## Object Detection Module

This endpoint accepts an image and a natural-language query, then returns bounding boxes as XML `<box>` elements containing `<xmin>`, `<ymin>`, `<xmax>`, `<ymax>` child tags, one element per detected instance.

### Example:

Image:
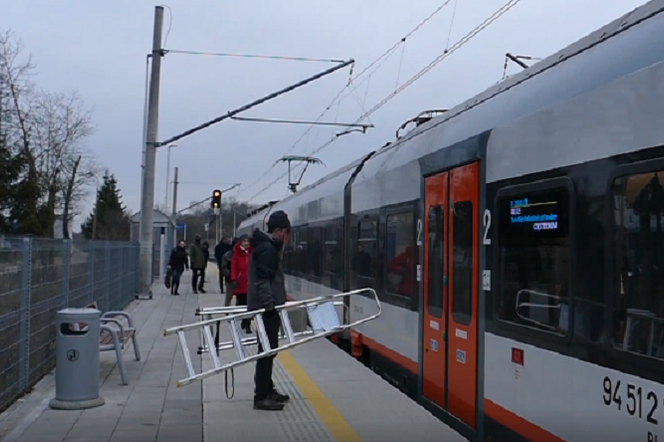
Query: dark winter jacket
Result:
<box><xmin>231</xmin><ymin>242</ymin><xmax>252</xmax><ymax>295</ymax></box>
<box><xmin>168</xmin><ymin>246</ymin><xmax>189</xmax><ymax>273</ymax></box>
<box><xmin>221</xmin><ymin>249</ymin><xmax>233</xmax><ymax>283</ymax></box>
<box><xmin>247</xmin><ymin>229</ymin><xmax>287</xmax><ymax>312</ymax></box>
<box><xmin>189</xmin><ymin>239</ymin><xmax>205</xmax><ymax>269</ymax></box>
<box><xmin>202</xmin><ymin>242</ymin><xmax>210</xmax><ymax>265</ymax></box>
<box><xmin>215</xmin><ymin>241</ymin><xmax>232</xmax><ymax>265</ymax></box>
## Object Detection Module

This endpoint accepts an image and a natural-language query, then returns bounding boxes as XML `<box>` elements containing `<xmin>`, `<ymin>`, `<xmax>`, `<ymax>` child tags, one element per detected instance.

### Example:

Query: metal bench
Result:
<box><xmin>78</xmin><ymin>302</ymin><xmax>141</xmax><ymax>385</ymax></box>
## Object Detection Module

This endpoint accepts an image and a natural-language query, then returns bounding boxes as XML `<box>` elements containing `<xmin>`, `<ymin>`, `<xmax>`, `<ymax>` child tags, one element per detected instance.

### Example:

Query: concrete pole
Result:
<box><xmin>171</xmin><ymin>166</ymin><xmax>178</xmax><ymax>246</ymax></box>
<box><xmin>138</xmin><ymin>5</ymin><xmax>164</xmax><ymax>296</ymax></box>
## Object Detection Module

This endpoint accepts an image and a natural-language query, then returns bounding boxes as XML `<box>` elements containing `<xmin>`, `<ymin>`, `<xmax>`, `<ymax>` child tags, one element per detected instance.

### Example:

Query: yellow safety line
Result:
<box><xmin>278</xmin><ymin>351</ymin><xmax>363</xmax><ymax>442</ymax></box>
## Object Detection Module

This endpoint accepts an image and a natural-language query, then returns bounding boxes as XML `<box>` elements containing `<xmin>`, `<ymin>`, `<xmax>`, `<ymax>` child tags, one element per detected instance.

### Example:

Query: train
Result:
<box><xmin>237</xmin><ymin>1</ymin><xmax>664</xmax><ymax>440</ymax></box>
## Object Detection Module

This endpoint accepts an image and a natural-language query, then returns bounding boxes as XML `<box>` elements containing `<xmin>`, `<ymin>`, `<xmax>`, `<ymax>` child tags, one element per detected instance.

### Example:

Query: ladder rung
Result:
<box><xmin>229</xmin><ymin>318</ymin><xmax>247</xmax><ymax>361</ymax></box>
<box><xmin>202</xmin><ymin>324</ymin><xmax>221</xmax><ymax>369</ymax></box>
<box><xmin>279</xmin><ymin>309</ymin><xmax>295</xmax><ymax>344</ymax></box>
<box><xmin>255</xmin><ymin>315</ymin><xmax>271</xmax><ymax>352</ymax></box>
<box><xmin>177</xmin><ymin>330</ymin><xmax>196</xmax><ymax>379</ymax></box>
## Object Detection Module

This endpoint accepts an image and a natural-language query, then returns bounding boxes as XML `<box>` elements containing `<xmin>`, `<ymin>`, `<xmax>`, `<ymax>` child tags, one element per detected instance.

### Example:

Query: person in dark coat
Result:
<box><xmin>231</xmin><ymin>234</ymin><xmax>252</xmax><ymax>333</ymax></box>
<box><xmin>168</xmin><ymin>240</ymin><xmax>189</xmax><ymax>296</ymax></box>
<box><xmin>247</xmin><ymin>211</ymin><xmax>291</xmax><ymax>411</ymax></box>
<box><xmin>221</xmin><ymin>238</ymin><xmax>238</xmax><ymax>306</ymax></box>
<box><xmin>198</xmin><ymin>241</ymin><xmax>210</xmax><ymax>293</ymax></box>
<box><xmin>189</xmin><ymin>235</ymin><xmax>205</xmax><ymax>294</ymax></box>
<box><xmin>214</xmin><ymin>237</ymin><xmax>232</xmax><ymax>293</ymax></box>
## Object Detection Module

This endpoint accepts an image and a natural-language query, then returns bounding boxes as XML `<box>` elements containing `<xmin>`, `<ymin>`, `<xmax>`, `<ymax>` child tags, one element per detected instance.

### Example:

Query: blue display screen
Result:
<box><xmin>509</xmin><ymin>197</ymin><xmax>559</xmax><ymax>231</ymax></box>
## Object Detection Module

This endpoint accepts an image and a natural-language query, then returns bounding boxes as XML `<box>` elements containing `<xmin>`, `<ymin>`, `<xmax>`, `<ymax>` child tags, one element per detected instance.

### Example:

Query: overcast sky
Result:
<box><xmin>3</xmin><ymin>0</ymin><xmax>648</xmax><ymax>226</ymax></box>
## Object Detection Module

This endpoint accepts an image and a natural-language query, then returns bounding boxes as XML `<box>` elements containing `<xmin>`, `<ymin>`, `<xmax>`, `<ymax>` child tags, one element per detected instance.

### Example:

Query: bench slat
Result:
<box><xmin>99</xmin><ymin>329</ymin><xmax>134</xmax><ymax>346</ymax></box>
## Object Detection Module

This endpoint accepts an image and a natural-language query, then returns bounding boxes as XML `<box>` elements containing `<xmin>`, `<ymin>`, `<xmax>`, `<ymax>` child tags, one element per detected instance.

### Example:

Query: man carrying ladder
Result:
<box><xmin>248</xmin><ymin>210</ymin><xmax>292</xmax><ymax>411</ymax></box>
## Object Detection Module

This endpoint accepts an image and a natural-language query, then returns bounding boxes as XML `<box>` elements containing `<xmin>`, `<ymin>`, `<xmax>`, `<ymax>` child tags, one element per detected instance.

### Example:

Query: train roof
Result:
<box><xmin>239</xmin><ymin>0</ymin><xmax>664</xmax><ymax>227</ymax></box>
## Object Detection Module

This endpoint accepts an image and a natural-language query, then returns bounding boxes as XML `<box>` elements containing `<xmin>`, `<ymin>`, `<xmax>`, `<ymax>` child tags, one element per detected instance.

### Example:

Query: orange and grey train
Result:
<box><xmin>237</xmin><ymin>1</ymin><xmax>664</xmax><ymax>440</ymax></box>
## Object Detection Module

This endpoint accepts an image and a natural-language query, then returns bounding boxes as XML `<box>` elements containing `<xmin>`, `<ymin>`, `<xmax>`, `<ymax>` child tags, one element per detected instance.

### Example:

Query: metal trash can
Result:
<box><xmin>49</xmin><ymin>308</ymin><xmax>105</xmax><ymax>410</ymax></box>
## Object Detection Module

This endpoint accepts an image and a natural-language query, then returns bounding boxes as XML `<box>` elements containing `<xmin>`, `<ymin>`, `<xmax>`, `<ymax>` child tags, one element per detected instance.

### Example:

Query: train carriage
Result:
<box><xmin>237</xmin><ymin>1</ymin><xmax>664</xmax><ymax>440</ymax></box>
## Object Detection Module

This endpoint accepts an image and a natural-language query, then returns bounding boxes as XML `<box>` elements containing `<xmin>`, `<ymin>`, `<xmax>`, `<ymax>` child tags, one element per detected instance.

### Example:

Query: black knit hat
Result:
<box><xmin>267</xmin><ymin>210</ymin><xmax>291</xmax><ymax>230</ymax></box>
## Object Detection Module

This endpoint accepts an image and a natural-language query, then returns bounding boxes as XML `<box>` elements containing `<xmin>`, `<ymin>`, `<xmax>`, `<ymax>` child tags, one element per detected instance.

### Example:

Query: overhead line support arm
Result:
<box><xmin>156</xmin><ymin>59</ymin><xmax>355</xmax><ymax>147</ymax></box>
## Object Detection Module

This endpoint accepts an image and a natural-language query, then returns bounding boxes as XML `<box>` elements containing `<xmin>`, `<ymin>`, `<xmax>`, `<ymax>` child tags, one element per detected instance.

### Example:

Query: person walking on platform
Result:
<box><xmin>189</xmin><ymin>235</ymin><xmax>205</xmax><ymax>294</ymax></box>
<box><xmin>168</xmin><ymin>240</ymin><xmax>189</xmax><ymax>296</ymax></box>
<box><xmin>221</xmin><ymin>238</ymin><xmax>238</xmax><ymax>305</ymax></box>
<box><xmin>198</xmin><ymin>241</ymin><xmax>210</xmax><ymax>293</ymax></box>
<box><xmin>215</xmin><ymin>237</ymin><xmax>232</xmax><ymax>293</ymax></box>
<box><xmin>248</xmin><ymin>210</ymin><xmax>291</xmax><ymax>411</ymax></box>
<box><xmin>231</xmin><ymin>234</ymin><xmax>253</xmax><ymax>333</ymax></box>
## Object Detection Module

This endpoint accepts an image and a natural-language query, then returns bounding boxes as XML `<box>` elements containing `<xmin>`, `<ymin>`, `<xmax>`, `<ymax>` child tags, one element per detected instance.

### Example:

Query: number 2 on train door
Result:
<box><xmin>422</xmin><ymin>162</ymin><xmax>479</xmax><ymax>429</ymax></box>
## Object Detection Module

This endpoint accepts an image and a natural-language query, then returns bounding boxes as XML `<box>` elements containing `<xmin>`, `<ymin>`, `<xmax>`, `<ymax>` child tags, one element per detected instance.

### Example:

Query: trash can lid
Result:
<box><xmin>56</xmin><ymin>307</ymin><xmax>102</xmax><ymax>317</ymax></box>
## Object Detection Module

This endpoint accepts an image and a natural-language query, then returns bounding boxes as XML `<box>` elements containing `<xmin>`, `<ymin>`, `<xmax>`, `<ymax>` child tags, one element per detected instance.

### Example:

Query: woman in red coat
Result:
<box><xmin>231</xmin><ymin>234</ymin><xmax>252</xmax><ymax>333</ymax></box>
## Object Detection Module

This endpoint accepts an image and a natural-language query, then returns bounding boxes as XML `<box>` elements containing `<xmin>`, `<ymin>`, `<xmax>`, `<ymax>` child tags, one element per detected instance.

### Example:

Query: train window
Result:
<box><xmin>356</xmin><ymin>215</ymin><xmax>377</xmax><ymax>279</ymax></box>
<box><xmin>324</xmin><ymin>222</ymin><xmax>339</xmax><ymax>275</ymax></box>
<box><xmin>452</xmin><ymin>201</ymin><xmax>473</xmax><ymax>325</ymax></box>
<box><xmin>612</xmin><ymin>170</ymin><xmax>664</xmax><ymax>359</ymax></box>
<box><xmin>298</xmin><ymin>227</ymin><xmax>308</xmax><ymax>275</ymax></box>
<box><xmin>497</xmin><ymin>186</ymin><xmax>570</xmax><ymax>335</ymax></box>
<box><xmin>309</xmin><ymin>226</ymin><xmax>322</xmax><ymax>278</ymax></box>
<box><xmin>385</xmin><ymin>211</ymin><xmax>415</xmax><ymax>297</ymax></box>
<box><xmin>427</xmin><ymin>205</ymin><xmax>444</xmax><ymax>317</ymax></box>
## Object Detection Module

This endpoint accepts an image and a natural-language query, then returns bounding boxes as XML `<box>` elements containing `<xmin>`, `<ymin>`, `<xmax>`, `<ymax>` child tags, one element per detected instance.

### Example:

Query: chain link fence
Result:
<box><xmin>0</xmin><ymin>236</ymin><xmax>139</xmax><ymax>413</ymax></box>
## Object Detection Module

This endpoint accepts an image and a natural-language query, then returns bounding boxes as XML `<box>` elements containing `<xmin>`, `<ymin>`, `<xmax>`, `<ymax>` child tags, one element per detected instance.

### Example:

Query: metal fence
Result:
<box><xmin>0</xmin><ymin>236</ymin><xmax>140</xmax><ymax>413</ymax></box>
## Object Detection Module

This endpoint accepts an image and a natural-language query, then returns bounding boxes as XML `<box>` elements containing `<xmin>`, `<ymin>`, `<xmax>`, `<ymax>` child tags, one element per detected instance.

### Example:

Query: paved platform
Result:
<box><xmin>0</xmin><ymin>265</ymin><xmax>467</xmax><ymax>442</ymax></box>
<box><xmin>0</xmin><ymin>270</ymin><xmax>204</xmax><ymax>442</ymax></box>
<box><xmin>197</xmin><ymin>271</ymin><xmax>466</xmax><ymax>442</ymax></box>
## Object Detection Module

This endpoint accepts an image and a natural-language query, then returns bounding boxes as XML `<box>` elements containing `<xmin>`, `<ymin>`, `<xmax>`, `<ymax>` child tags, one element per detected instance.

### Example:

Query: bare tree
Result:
<box><xmin>60</xmin><ymin>151</ymin><xmax>100</xmax><ymax>238</ymax></box>
<box><xmin>31</xmin><ymin>90</ymin><xmax>95</xmax><ymax>235</ymax></box>
<box><xmin>1</xmin><ymin>30</ymin><xmax>98</xmax><ymax>237</ymax></box>
<box><xmin>0</xmin><ymin>30</ymin><xmax>36</xmax><ymax>159</ymax></box>
<box><xmin>0</xmin><ymin>30</ymin><xmax>44</xmax><ymax>235</ymax></box>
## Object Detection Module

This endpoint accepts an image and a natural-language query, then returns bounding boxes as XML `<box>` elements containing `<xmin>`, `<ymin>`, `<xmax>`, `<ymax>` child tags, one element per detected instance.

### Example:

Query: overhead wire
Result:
<box><xmin>445</xmin><ymin>0</ymin><xmax>459</xmax><ymax>51</ymax></box>
<box><xmin>239</xmin><ymin>0</ymin><xmax>456</xmax><ymax>198</ymax></box>
<box><xmin>161</xmin><ymin>4</ymin><xmax>173</xmax><ymax>48</ymax></box>
<box><xmin>247</xmin><ymin>0</ymin><xmax>525</xmax><ymax>204</ymax></box>
<box><xmin>163</xmin><ymin>49</ymin><xmax>346</xmax><ymax>63</ymax></box>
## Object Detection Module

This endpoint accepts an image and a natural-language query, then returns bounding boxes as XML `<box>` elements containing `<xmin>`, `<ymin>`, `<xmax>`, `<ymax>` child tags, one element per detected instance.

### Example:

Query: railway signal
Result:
<box><xmin>211</xmin><ymin>189</ymin><xmax>221</xmax><ymax>209</ymax></box>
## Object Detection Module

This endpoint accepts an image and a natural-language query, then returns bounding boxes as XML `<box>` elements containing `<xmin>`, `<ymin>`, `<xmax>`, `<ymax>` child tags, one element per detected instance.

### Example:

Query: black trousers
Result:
<box><xmin>198</xmin><ymin>267</ymin><xmax>206</xmax><ymax>290</ymax></box>
<box><xmin>254</xmin><ymin>310</ymin><xmax>281</xmax><ymax>400</ymax></box>
<box><xmin>218</xmin><ymin>267</ymin><xmax>224</xmax><ymax>293</ymax></box>
<box><xmin>191</xmin><ymin>268</ymin><xmax>202</xmax><ymax>290</ymax></box>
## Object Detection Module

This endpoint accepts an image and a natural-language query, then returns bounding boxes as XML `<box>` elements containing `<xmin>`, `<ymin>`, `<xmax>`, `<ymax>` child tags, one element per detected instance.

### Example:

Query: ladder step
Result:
<box><xmin>202</xmin><ymin>324</ymin><xmax>221</xmax><ymax>369</ymax></box>
<box><xmin>177</xmin><ymin>330</ymin><xmax>196</xmax><ymax>379</ymax></box>
<box><xmin>255</xmin><ymin>315</ymin><xmax>271</xmax><ymax>352</ymax></box>
<box><xmin>229</xmin><ymin>318</ymin><xmax>247</xmax><ymax>361</ymax></box>
<box><xmin>279</xmin><ymin>310</ymin><xmax>296</xmax><ymax>344</ymax></box>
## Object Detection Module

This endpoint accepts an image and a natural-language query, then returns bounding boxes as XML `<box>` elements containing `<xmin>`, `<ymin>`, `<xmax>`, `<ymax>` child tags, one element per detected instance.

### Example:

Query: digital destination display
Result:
<box><xmin>509</xmin><ymin>197</ymin><xmax>559</xmax><ymax>231</ymax></box>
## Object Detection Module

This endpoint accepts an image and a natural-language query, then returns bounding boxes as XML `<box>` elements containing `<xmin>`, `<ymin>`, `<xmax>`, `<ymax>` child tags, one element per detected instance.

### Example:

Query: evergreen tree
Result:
<box><xmin>0</xmin><ymin>134</ymin><xmax>31</xmax><ymax>234</ymax></box>
<box><xmin>81</xmin><ymin>171</ymin><xmax>130</xmax><ymax>241</ymax></box>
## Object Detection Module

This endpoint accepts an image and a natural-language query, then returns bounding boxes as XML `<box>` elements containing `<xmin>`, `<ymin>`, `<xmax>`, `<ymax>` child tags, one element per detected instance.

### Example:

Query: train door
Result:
<box><xmin>422</xmin><ymin>162</ymin><xmax>479</xmax><ymax>429</ymax></box>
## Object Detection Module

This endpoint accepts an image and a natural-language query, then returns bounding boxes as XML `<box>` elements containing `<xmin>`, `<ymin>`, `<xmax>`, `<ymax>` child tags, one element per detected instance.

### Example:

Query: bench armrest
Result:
<box><xmin>100</xmin><ymin>323</ymin><xmax>122</xmax><ymax>348</ymax></box>
<box><xmin>102</xmin><ymin>311</ymin><xmax>134</xmax><ymax>328</ymax></box>
<box><xmin>100</xmin><ymin>317</ymin><xmax>125</xmax><ymax>338</ymax></box>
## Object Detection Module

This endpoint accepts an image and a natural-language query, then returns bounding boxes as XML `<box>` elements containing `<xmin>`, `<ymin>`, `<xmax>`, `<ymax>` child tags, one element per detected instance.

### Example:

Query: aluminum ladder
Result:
<box><xmin>163</xmin><ymin>288</ymin><xmax>381</xmax><ymax>387</ymax></box>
